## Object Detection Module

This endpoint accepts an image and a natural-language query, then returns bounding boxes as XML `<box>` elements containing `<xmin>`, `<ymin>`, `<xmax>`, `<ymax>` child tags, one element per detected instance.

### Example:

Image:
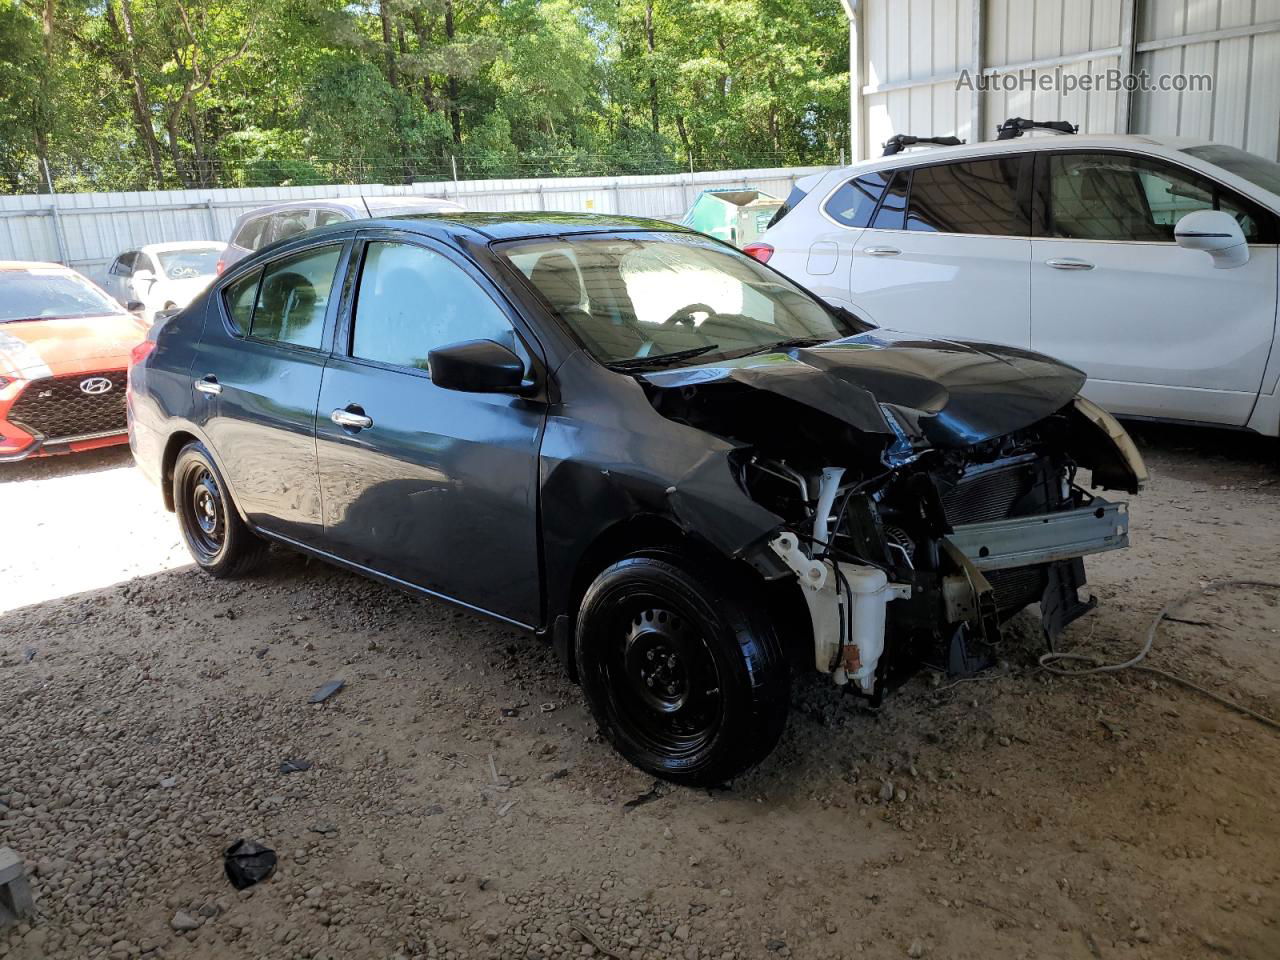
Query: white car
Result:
<box><xmin>103</xmin><ymin>242</ymin><xmax>224</xmax><ymax>322</ymax></box>
<box><xmin>752</xmin><ymin>135</ymin><xmax>1280</xmax><ymax>438</ymax></box>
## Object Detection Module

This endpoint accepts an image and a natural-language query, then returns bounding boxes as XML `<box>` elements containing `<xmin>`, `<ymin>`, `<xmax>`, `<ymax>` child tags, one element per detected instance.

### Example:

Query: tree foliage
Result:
<box><xmin>0</xmin><ymin>0</ymin><xmax>848</xmax><ymax>192</ymax></box>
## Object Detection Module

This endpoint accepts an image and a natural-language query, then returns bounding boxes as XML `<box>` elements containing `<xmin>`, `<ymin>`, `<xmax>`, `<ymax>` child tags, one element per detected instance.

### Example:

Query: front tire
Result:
<box><xmin>173</xmin><ymin>442</ymin><xmax>266</xmax><ymax>578</ymax></box>
<box><xmin>575</xmin><ymin>553</ymin><xmax>789</xmax><ymax>786</ymax></box>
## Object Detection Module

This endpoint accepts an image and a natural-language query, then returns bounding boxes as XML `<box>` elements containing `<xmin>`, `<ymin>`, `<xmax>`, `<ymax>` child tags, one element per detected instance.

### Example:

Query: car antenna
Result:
<box><xmin>995</xmin><ymin>117</ymin><xmax>1079</xmax><ymax>140</ymax></box>
<box><xmin>882</xmin><ymin>134</ymin><xmax>965</xmax><ymax>157</ymax></box>
<box><xmin>360</xmin><ymin>196</ymin><xmax>373</xmax><ymax>218</ymax></box>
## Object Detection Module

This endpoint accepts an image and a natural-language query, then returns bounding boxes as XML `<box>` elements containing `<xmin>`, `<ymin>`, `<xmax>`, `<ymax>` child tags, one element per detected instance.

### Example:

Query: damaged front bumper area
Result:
<box><xmin>739</xmin><ymin>400</ymin><xmax>1144</xmax><ymax>699</ymax></box>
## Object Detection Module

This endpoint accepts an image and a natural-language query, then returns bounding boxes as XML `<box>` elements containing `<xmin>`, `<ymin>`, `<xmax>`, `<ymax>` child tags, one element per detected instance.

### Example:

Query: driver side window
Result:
<box><xmin>350</xmin><ymin>242</ymin><xmax>516</xmax><ymax>371</ymax></box>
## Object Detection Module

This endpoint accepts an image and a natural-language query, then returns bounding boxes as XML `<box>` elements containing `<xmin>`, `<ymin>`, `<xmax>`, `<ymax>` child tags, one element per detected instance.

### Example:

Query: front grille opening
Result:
<box><xmin>8</xmin><ymin>372</ymin><xmax>127</xmax><ymax>442</ymax></box>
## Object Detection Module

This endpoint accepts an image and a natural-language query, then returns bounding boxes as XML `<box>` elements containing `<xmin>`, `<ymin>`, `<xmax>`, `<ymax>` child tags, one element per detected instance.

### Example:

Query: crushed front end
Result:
<box><xmin>742</xmin><ymin>397</ymin><xmax>1143</xmax><ymax>698</ymax></box>
<box><xmin>636</xmin><ymin>333</ymin><xmax>1147</xmax><ymax>700</ymax></box>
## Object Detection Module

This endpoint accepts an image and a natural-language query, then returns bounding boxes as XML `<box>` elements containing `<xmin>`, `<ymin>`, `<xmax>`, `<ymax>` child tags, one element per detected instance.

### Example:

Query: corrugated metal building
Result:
<box><xmin>846</xmin><ymin>0</ymin><xmax>1280</xmax><ymax>160</ymax></box>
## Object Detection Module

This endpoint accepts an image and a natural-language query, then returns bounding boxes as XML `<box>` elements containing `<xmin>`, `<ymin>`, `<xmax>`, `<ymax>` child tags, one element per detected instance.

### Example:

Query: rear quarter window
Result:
<box><xmin>233</xmin><ymin>216</ymin><xmax>269</xmax><ymax>250</ymax></box>
<box><xmin>824</xmin><ymin>171</ymin><xmax>893</xmax><ymax>228</ymax></box>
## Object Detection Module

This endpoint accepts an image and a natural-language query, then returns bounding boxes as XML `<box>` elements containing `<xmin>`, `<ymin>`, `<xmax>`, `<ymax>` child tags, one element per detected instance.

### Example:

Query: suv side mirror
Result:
<box><xmin>428</xmin><ymin>339</ymin><xmax>528</xmax><ymax>393</ymax></box>
<box><xmin>1174</xmin><ymin>210</ymin><xmax>1249</xmax><ymax>268</ymax></box>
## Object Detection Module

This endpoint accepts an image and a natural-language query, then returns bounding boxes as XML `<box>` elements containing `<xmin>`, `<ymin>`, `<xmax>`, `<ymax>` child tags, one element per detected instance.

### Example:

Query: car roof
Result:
<box><xmin>0</xmin><ymin>260</ymin><xmax>70</xmax><ymax>272</ymax></box>
<box><xmin>138</xmin><ymin>241</ymin><xmax>224</xmax><ymax>254</ymax></box>
<box><xmin>840</xmin><ymin>132</ymin><xmax>1213</xmax><ymax>175</ymax></box>
<box><xmin>237</xmin><ymin>195</ymin><xmax>464</xmax><ymax>218</ymax></box>
<box><xmin>371</xmin><ymin>210</ymin><xmax>690</xmax><ymax>241</ymax></box>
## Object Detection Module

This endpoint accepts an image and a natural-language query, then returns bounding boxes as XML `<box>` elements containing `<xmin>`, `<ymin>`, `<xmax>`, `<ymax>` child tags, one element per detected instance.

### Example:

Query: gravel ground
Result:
<box><xmin>1</xmin><ymin>427</ymin><xmax>1278</xmax><ymax>960</ymax></box>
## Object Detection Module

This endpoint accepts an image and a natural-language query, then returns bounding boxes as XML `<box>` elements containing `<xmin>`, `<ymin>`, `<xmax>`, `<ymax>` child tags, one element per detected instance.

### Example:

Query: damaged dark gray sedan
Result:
<box><xmin>128</xmin><ymin>212</ymin><xmax>1147</xmax><ymax>785</ymax></box>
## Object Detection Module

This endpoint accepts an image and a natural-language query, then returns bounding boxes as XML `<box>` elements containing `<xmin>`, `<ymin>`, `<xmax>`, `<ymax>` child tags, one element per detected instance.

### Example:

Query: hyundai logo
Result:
<box><xmin>79</xmin><ymin>376</ymin><xmax>113</xmax><ymax>395</ymax></box>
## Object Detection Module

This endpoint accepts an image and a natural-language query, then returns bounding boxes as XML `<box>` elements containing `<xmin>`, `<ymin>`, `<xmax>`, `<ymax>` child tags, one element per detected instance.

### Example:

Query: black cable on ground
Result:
<box><xmin>1039</xmin><ymin>578</ymin><xmax>1280</xmax><ymax>732</ymax></box>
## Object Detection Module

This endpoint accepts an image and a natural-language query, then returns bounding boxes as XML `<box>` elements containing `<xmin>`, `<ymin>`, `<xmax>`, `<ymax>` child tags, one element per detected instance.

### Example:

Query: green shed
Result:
<box><xmin>680</xmin><ymin>189</ymin><xmax>784</xmax><ymax>248</ymax></box>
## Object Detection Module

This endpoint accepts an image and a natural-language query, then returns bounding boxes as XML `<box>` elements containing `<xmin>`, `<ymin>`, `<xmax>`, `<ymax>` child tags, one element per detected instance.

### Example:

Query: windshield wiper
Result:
<box><xmin>762</xmin><ymin>336</ymin><xmax>830</xmax><ymax>351</ymax></box>
<box><xmin>607</xmin><ymin>344</ymin><xmax>722</xmax><ymax>371</ymax></box>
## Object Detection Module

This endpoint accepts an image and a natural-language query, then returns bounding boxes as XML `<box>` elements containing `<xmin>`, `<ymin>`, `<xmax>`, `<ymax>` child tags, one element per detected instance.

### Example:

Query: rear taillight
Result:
<box><xmin>743</xmin><ymin>242</ymin><xmax>774</xmax><ymax>264</ymax></box>
<box><xmin>130</xmin><ymin>340</ymin><xmax>157</xmax><ymax>365</ymax></box>
<box><xmin>215</xmin><ymin>259</ymin><xmax>225</xmax><ymax>275</ymax></box>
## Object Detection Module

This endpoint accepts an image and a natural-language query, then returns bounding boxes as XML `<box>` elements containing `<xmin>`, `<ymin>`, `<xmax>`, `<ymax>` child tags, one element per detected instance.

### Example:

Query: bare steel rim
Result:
<box><xmin>179</xmin><ymin>460</ymin><xmax>226</xmax><ymax>563</ymax></box>
<box><xmin>597</xmin><ymin>590</ymin><xmax>726</xmax><ymax>762</ymax></box>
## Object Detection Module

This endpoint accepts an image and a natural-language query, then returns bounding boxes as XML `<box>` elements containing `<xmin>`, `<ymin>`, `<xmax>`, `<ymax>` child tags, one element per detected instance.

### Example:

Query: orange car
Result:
<box><xmin>0</xmin><ymin>261</ymin><xmax>150</xmax><ymax>461</ymax></box>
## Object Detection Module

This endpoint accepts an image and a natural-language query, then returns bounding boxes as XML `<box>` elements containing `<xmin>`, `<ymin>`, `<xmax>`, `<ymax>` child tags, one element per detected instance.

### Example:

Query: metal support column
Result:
<box><xmin>840</xmin><ymin>0</ymin><xmax>865</xmax><ymax>162</ymax></box>
<box><xmin>1117</xmin><ymin>0</ymin><xmax>1139</xmax><ymax>134</ymax></box>
<box><xmin>971</xmin><ymin>0</ymin><xmax>986</xmax><ymax>142</ymax></box>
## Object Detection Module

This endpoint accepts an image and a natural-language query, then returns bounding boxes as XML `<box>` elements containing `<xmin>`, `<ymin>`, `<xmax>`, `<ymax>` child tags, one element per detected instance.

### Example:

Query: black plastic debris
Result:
<box><xmin>308</xmin><ymin>679</ymin><xmax>344</xmax><ymax>703</ymax></box>
<box><xmin>278</xmin><ymin>758</ymin><xmax>312</xmax><ymax>774</ymax></box>
<box><xmin>223</xmin><ymin>839</ymin><xmax>277</xmax><ymax>890</ymax></box>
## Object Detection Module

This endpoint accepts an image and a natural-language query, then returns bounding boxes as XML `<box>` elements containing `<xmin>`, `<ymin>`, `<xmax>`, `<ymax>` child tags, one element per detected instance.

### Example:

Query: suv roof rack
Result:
<box><xmin>882</xmin><ymin>134</ymin><xmax>965</xmax><ymax>156</ymax></box>
<box><xmin>995</xmin><ymin>117</ymin><xmax>1079</xmax><ymax>140</ymax></box>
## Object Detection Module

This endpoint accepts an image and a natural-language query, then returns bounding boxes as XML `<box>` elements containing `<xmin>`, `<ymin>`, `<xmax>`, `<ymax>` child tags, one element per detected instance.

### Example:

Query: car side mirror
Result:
<box><xmin>1174</xmin><ymin>210</ymin><xmax>1249</xmax><ymax>268</ymax></box>
<box><xmin>125</xmin><ymin>300</ymin><xmax>146</xmax><ymax>315</ymax></box>
<box><xmin>427</xmin><ymin>338</ymin><xmax>528</xmax><ymax>393</ymax></box>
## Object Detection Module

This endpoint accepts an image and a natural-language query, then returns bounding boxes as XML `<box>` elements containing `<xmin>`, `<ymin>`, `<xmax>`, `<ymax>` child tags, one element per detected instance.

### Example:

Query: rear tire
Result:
<box><xmin>575</xmin><ymin>552</ymin><xmax>789</xmax><ymax>786</ymax></box>
<box><xmin>173</xmin><ymin>441</ymin><xmax>266</xmax><ymax>578</ymax></box>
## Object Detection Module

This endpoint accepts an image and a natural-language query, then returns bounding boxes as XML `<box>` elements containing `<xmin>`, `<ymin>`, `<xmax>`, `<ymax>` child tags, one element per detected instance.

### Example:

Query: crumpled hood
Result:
<box><xmin>0</xmin><ymin>313</ymin><xmax>148</xmax><ymax>380</ymax></box>
<box><xmin>639</xmin><ymin>329</ymin><xmax>1086</xmax><ymax>448</ymax></box>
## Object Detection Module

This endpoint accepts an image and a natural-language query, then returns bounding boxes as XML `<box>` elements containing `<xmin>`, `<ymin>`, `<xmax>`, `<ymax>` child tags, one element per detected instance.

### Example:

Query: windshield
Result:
<box><xmin>1183</xmin><ymin>145</ymin><xmax>1280</xmax><ymax>196</ymax></box>
<box><xmin>499</xmin><ymin>232</ymin><xmax>865</xmax><ymax>367</ymax></box>
<box><xmin>156</xmin><ymin>248</ymin><xmax>221</xmax><ymax>279</ymax></box>
<box><xmin>0</xmin><ymin>268</ymin><xmax>125</xmax><ymax>323</ymax></box>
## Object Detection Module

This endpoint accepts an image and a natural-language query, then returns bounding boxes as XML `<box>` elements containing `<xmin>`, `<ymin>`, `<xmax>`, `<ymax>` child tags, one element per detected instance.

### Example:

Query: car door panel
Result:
<box><xmin>1029</xmin><ymin>151</ymin><xmax>1280</xmax><ymax>425</ymax></box>
<box><xmin>314</xmin><ymin>235</ymin><xmax>545</xmax><ymax>626</ymax></box>
<box><xmin>848</xmin><ymin>158</ymin><xmax>1033</xmax><ymax>348</ymax></box>
<box><xmin>190</xmin><ymin>240</ymin><xmax>350</xmax><ymax>543</ymax></box>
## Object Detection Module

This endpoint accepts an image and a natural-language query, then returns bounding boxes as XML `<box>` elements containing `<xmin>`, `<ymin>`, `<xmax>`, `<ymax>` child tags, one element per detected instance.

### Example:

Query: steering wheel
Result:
<box><xmin>662</xmin><ymin>302</ymin><xmax>716</xmax><ymax>327</ymax></box>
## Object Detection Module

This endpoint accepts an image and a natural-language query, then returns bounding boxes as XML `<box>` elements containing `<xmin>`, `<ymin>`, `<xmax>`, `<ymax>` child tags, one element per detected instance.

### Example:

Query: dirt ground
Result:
<box><xmin>1</xmin><ymin>426</ymin><xmax>1278</xmax><ymax>960</ymax></box>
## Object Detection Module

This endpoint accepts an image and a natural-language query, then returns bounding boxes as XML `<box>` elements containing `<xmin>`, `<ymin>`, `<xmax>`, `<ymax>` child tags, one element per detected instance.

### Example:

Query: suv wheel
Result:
<box><xmin>173</xmin><ymin>441</ymin><xmax>267</xmax><ymax>578</ymax></box>
<box><xmin>576</xmin><ymin>553</ymin><xmax>789</xmax><ymax>786</ymax></box>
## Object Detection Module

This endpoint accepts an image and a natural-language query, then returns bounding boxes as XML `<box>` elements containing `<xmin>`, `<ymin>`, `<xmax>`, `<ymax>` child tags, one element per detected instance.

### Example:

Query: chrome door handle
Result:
<box><xmin>1046</xmin><ymin>258</ymin><xmax>1095</xmax><ymax>270</ymax></box>
<box><xmin>330</xmin><ymin>407</ymin><xmax>373</xmax><ymax>430</ymax></box>
<box><xmin>864</xmin><ymin>246</ymin><xmax>901</xmax><ymax>257</ymax></box>
<box><xmin>194</xmin><ymin>376</ymin><xmax>222</xmax><ymax>396</ymax></box>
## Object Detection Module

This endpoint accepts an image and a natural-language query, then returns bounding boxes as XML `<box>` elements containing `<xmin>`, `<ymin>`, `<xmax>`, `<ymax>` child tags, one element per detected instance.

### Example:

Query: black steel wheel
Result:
<box><xmin>576</xmin><ymin>552</ymin><xmax>789</xmax><ymax>786</ymax></box>
<box><xmin>173</xmin><ymin>441</ymin><xmax>266</xmax><ymax>578</ymax></box>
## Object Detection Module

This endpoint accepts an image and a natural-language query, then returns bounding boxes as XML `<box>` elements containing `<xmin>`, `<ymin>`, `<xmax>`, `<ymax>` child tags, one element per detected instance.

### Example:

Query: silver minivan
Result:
<box><xmin>217</xmin><ymin>195</ymin><xmax>465</xmax><ymax>273</ymax></box>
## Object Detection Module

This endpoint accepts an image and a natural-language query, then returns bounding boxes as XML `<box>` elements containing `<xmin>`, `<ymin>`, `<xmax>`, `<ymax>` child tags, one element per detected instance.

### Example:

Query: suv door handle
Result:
<box><xmin>194</xmin><ymin>375</ymin><xmax>222</xmax><ymax>396</ymax></box>
<box><xmin>1046</xmin><ymin>258</ymin><xmax>1095</xmax><ymax>270</ymax></box>
<box><xmin>331</xmin><ymin>406</ymin><xmax>373</xmax><ymax>431</ymax></box>
<box><xmin>864</xmin><ymin>246</ymin><xmax>901</xmax><ymax>257</ymax></box>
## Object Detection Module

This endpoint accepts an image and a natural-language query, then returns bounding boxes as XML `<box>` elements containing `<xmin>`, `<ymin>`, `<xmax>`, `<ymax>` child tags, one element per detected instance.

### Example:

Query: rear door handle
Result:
<box><xmin>194</xmin><ymin>375</ymin><xmax>222</xmax><ymax>396</ymax></box>
<box><xmin>1046</xmin><ymin>258</ymin><xmax>1095</xmax><ymax>271</ymax></box>
<box><xmin>864</xmin><ymin>246</ymin><xmax>901</xmax><ymax>257</ymax></box>
<box><xmin>330</xmin><ymin>406</ymin><xmax>373</xmax><ymax>431</ymax></box>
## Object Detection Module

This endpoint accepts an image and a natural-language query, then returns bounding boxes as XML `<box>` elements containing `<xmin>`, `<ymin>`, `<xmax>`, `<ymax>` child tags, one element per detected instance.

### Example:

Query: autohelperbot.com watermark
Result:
<box><xmin>957</xmin><ymin>67</ymin><xmax>1213</xmax><ymax>95</ymax></box>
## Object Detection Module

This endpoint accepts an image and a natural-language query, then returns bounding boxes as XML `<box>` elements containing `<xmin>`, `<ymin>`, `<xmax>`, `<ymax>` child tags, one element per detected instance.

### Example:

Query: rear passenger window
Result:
<box><xmin>249</xmin><ymin>245</ymin><xmax>341</xmax><ymax>349</ymax></box>
<box><xmin>233</xmin><ymin>217</ymin><xmax>269</xmax><ymax>250</ymax></box>
<box><xmin>316</xmin><ymin>209</ymin><xmax>347</xmax><ymax>227</ymax></box>
<box><xmin>223</xmin><ymin>269</ymin><xmax>261</xmax><ymax>333</ymax></box>
<box><xmin>824</xmin><ymin>172</ymin><xmax>892</xmax><ymax>228</ymax></box>
<box><xmin>870</xmin><ymin>170</ymin><xmax>910</xmax><ymax>229</ymax></box>
<box><xmin>906</xmin><ymin>158</ymin><xmax>1023</xmax><ymax>235</ymax></box>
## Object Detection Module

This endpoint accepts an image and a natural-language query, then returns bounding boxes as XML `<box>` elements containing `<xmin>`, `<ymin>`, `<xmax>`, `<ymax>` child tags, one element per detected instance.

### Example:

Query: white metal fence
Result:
<box><xmin>0</xmin><ymin>166</ymin><xmax>827</xmax><ymax>285</ymax></box>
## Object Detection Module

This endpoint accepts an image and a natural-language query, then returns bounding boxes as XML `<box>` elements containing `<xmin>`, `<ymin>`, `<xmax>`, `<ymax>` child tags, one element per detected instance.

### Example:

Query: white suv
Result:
<box><xmin>752</xmin><ymin>135</ymin><xmax>1280</xmax><ymax>437</ymax></box>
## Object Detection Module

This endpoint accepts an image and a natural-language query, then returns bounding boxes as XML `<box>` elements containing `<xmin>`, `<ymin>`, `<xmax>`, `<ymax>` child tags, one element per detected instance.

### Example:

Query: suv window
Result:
<box><xmin>233</xmin><ymin>216</ymin><xmax>270</xmax><ymax>250</ymax></box>
<box><xmin>870</xmin><ymin>170</ymin><xmax>910</xmax><ymax>230</ymax></box>
<box><xmin>223</xmin><ymin>269</ymin><xmax>261</xmax><ymax>333</ymax></box>
<box><xmin>247</xmin><ymin>245</ymin><xmax>341</xmax><ymax>348</ymax></box>
<box><xmin>351</xmin><ymin>241</ymin><xmax>514</xmax><ymax>370</ymax></box>
<box><xmin>824</xmin><ymin>171</ymin><xmax>892</xmax><ymax>228</ymax></box>
<box><xmin>272</xmin><ymin>209</ymin><xmax>314</xmax><ymax>244</ymax></box>
<box><xmin>906</xmin><ymin>157</ymin><xmax>1023</xmax><ymax>235</ymax></box>
<box><xmin>1041</xmin><ymin>153</ymin><xmax>1274</xmax><ymax>243</ymax></box>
